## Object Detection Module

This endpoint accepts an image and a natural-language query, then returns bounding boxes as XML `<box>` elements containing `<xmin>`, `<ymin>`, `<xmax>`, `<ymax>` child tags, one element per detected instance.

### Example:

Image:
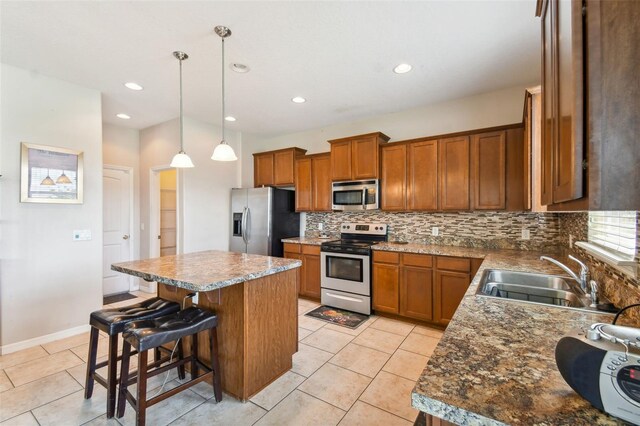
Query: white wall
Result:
<box><xmin>0</xmin><ymin>64</ymin><xmax>103</xmax><ymax>350</ymax></box>
<box><xmin>241</xmin><ymin>85</ymin><xmax>528</xmax><ymax>186</ymax></box>
<box><xmin>139</xmin><ymin>117</ymin><xmax>241</xmax><ymax>261</ymax></box>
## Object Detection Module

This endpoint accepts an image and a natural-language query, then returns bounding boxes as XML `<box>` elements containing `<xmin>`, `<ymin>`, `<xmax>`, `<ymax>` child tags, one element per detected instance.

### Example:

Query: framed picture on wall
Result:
<box><xmin>20</xmin><ymin>143</ymin><xmax>84</xmax><ymax>204</ymax></box>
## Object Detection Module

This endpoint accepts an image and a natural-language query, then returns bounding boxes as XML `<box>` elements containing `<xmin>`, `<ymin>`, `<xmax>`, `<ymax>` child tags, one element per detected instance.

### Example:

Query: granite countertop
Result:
<box><xmin>281</xmin><ymin>236</ymin><xmax>337</xmax><ymax>245</ymax></box>
<box><xmin>408</xmin><ymin>247</ymin><xmax>621</xmax><ymax>425</ymax></box>
<box><xmin>111</xmin><ymin>250</ymin><xmax>301</xmax><ymax>292</ymax></box>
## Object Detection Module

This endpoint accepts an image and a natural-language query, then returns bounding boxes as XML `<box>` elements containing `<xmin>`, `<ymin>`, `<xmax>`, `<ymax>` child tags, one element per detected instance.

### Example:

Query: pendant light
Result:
<box><xmin>40</xmin><ymin>169</ymin><xmax>55</xmax><ymax>186</ymax></box>
<box><xmin>170</xmin><ymin>51</ymin><xmax>195</xmax><ymax>168</ymax></box>
<box><xmin>56</xmin><ymin>170</ymin><xmax>72</xmax><ymax>184</ymax></box>
<box><xmin>211</xmin><ymin>26</ymin><xmax>238</xmax><ymax>162</ymax></box>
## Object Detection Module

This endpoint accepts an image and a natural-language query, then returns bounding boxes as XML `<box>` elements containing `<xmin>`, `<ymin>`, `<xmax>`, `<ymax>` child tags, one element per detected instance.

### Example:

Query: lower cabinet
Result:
<box><xmin>284</xmin><ymin>243</ymin><xmax>321</xmax><ymax>300</ymax></box>
<box><xmin>373</xmin><ymin>250</ymin><xmax>480</xmax><ymax>326</ymax></box>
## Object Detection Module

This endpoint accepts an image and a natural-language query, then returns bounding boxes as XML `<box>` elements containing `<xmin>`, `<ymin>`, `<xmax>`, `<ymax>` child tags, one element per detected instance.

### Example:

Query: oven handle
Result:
<box><xmin>325</xmin><ymin>292</ymin><xmax>363</xmax><ymax>303</ymax></box>
<box><xmin>320</xmin><ymin>251</ymin><xmax>370</xmax><ymax>261</ymax></box>
<box><xmin>362</xmin><ymin>189</ymin><xmax>367</xmax><ymax>207</ymax></box>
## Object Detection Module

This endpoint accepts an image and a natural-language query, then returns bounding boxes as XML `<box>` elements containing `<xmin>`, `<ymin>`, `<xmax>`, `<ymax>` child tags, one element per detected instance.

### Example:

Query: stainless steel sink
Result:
<box><xmin>476</xmin><ymin>269</ymin><xmax>593</xmax><ymax>310</ymax></box>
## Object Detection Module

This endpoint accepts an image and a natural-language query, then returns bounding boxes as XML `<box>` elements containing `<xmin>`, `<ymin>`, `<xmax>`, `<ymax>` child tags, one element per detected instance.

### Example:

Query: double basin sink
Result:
<box><xmin>476</xmin><ymin>269</ymin><xmax>598</xmax><ymax>312</ymax></box>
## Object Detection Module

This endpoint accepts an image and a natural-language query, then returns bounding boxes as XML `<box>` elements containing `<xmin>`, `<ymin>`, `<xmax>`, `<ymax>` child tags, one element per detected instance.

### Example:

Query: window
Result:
<box><xmin>588</xmin><ymin>211</ymin><xmax>637</xmax><ymax>258</ymax></box>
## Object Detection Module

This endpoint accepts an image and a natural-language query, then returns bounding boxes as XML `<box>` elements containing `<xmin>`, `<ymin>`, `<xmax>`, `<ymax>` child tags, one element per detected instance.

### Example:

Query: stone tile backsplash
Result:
<box><xmin>305</xmin><ymin>211</ymin><xmax>561</xmax><ymax>251</ymax></box>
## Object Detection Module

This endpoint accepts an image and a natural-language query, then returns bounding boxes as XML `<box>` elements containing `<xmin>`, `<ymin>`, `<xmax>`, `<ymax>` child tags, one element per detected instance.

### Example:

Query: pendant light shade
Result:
<box><xmin>56</xmin><ymin>171</ymin><xmax>72</xmax><ymax>184</ymax></box>
<box><xmin>171</xmin><ymin>51</ymin><xmax>194</xmax><ymax>168</ymax></box>
<box><xmin>211</xmin><ymin>26</ymin><xmax>238</xmax><ymax>162</ymax></box>
<box><xmin>41</xmin><ymin>170</ymin><xmax>55</xmax><ymax>186</ymax></box>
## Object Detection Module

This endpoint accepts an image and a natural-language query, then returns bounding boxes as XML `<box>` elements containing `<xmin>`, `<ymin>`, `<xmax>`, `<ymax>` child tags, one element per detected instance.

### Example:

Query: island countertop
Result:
<box><xmin>111</xmin><ymin>250</ymin><xmax>302</xmax><ymax>292</ymax></box>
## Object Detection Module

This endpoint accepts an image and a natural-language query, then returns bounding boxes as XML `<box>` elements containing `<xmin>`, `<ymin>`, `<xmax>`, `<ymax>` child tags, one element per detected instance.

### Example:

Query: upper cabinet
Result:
<box><xmin>295</xmin><ymin>153</ymin><xmax>332</xmax><ymax>212</ymax></box>
<box><xmin>537</xmin><ymin>0</ymin><xmax>640</xmax><ymax>210</ymax></box>
<box><xmin>471</xmin><ymin>131</ymin><xmax>506</xmax><ymax>210</ymax></box>
<box><xmin>328</xmin><ymin>132</ymin><xmax>390</xmax><ymax>181</ymax></box>
<box><xmin>439</xmin><ymin>136</ymin><xmax>470</xmax><ymax>211</ymax></box>
<box><xmin>408</xmin><ymin>140</ymin><xmax>439</xmax><ymax>211</ymax></box>
<box><xmin>253</xmin><ymin>147</ymin><xmax>307</xmax><ymax>187</ymax></box>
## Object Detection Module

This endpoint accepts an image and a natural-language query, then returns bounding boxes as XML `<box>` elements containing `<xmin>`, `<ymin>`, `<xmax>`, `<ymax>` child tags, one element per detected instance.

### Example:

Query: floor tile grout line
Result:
<box><xmin>295</xmin><ymin>387</ymin><xmax>350</xmax><ymax>415</ymax></box>
<box><xmin>0</xmin><ymin>346</ymin><xmax>50</xmax><ymax>373</ymax></box>
<box><xmin>356</xmin><ymin>394</ymin><xmax>418</xmax><ymax>423</ymax></box>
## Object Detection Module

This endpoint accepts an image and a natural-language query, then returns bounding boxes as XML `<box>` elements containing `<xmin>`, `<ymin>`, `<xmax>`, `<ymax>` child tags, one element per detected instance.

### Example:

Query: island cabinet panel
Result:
<box><xmin>380</xmin><ymin>143</ymin><xmax>407</xmax><ymax>211</ymax></box>
<box><xmin>329</xmin><ymin>132</ymin><xmax>390</xmax><ymax>181</ymax></box>
<box><xmin>294</xmin><ymin>158</ymin><xmax>313</xmax><ymax>211</ymax></box>
<box><xmin>253</xmin><ymin>147</ymin><xmax>307</xmax><ymax>187</ymax></box>
<box><xmin>158</xmin><ymin>268</ymin><xmax>298</xmax><ymax>401</ymax></box>
<box><xmin>471</xmin><ymin>131</ymin><xmax>506</xmax><ymax>210</ymax></box>
<box><xmin>254</xmin><ymin>153</ymin><xmax>274</xmax><ymax>188</ymax></box>
<box><xmin>312</xmin><ymin>154</ymin><xmax>332</xmax><ymax>211</ymax></box>
<box><xmin>408</xmin><ymin>140</ymin><xmax>438</xmax><ymax>211</ymax></box>
<box><xmin>438</xmin><ymin>136</ymin><xmax>470</xmax><ymax>211</ymax></box>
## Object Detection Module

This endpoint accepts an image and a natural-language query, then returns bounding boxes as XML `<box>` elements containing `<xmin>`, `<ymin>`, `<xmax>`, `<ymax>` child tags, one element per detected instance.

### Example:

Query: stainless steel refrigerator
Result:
<box><xmin>229</xmin><ymin>187</ymin><xmax>300</xmax><ymax>257</ymax></box>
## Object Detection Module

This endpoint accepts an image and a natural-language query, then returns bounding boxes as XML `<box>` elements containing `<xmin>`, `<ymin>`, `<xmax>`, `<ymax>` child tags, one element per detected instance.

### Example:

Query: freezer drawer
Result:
<box><xmin>321</xmin><ymin>288</ymin><xmax>371</xmax><ymax>315</ymax></box>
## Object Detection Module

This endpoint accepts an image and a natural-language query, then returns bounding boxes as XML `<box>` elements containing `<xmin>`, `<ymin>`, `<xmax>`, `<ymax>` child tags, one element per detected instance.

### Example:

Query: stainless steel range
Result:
<box><xmin>320</xmin><ymin>223</ymin><xmax>388</xmax><ymax>315</ymax></box>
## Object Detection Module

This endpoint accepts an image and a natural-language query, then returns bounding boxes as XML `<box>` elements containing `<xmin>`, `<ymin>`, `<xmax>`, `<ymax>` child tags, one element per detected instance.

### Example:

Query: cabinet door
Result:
<box><xmin>352</xmin><ymin>136</ymin><xmax>378</xmax><ymax>180</ymax></box>
<box><xmin>274</xmin><ymin>150</ymin><xmax>295</xmax><ymax>186</ymax></box>
<box><xmin>295</xmin><ymin>158</ymin><xmax>312</xmax><ymax>212</ymax></box>
<box><xmin>380</xmin><ymin>144</ymin><xmax>407</xmax><ymax>210</ymax></box>
<box><xmin>254</xmin><ymin>153</ymin><xmax>274</xmax><ymax>187</ymax></box>
<box><xmin>284</xmin><ymin>251</ymin><xmax>302</xmax><ymax>295</ymax></box>
<box><xmin>408</xmin><ymin>140</ymin><xmax>438</xmax><ymax>210</ymax></box>
<box><xmin>372</xmin><ymin>263</ymin><xmax>399</xmax><ymax>314</ymax></box>
<box><xmin>312</xmin><ymin>154</ymin><xmax>332</xmax><ymax>211</ymax></box>
<box><xmin>472</xmin><ymin>131</ymin><xmax>506</xmax><ymax>210</ymax></box>
<box><xmin>553</xmin><ymin>0</ymin><xmax>584</xmax><ymax>203</ymax></box>
<box><xmin>400</xmin><ymin>266</ymin><xmax>433</xmax><ymax>321</ymax></box>
<box><xmin>302</xmin><ymin>254</ymin><xmax>321</xmax><ymax>299</ymax></box>
<box><xmin>330</xmin><ymin>141</ymin><xmax>352</xmax><ymax>181</ymax></box>
<box><xmin>540</xmin><ymin>0</ymin><xmax>555</xmax><ymax>206</ymax></box>
<box><xmin>434</xmin><ymin>270</ymin><xmax>470</xmax><ymax>325</ymax></box>
<box><xmin>438</xmin><ymin>136</ymin><xmax>470</xmax><ymax>210</ymax></box>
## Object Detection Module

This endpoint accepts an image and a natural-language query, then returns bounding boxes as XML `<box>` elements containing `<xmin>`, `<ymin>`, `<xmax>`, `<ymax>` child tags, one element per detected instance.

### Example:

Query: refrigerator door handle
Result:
<box><xmin>245</xmin><ymin>207</ymin><xmax>251</xmax><ymax>243</ymax></box>
<box><xmin>241</xmin><ymin>207</ymin><xmax>248</xmax><ymax>245</ymax></box>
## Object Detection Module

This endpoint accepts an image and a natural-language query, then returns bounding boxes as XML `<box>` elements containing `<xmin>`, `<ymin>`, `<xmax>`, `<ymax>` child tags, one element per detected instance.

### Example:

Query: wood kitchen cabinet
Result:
<box><xmin>472</xmin><ymin>131</ymin><xmax>506</xmax><ymax>210</ymax></box>
<box><xmin>284</xmin><ymin>243</ymin><xmax>321</xmax><ymax>300</ymax></box>
<box><xmin>328</xmin><ymin>132</ymin><xmax>390</xmax><ymax>181</ymax></box>
<box><xmin>373</xmin><ymin>251</ymin><xmax>481</xmax><ymax>326</ymax></box>
<box><xmin>253</xmin><ymin>147</ymin><xmax>307</xmax><ymax>187</ymax></box>
<box><xmin>295</xmin><ymin>153</ymin><xmax>331</xmax><ymax>212</ymax></box>
<box><xmin>408</xmin><ymin>140</ymin><xmax>439</xmax><ymax>211</ymax></box>
<box><xmin>438</xmin><ymin>136</ymin><xmax>470</xmax><ymax>211</ymax></box>
<box><xmin>536</xmin><ymin>0</ymin><xmax>639</xmax><ymax>210</ymax></box>
<box><xmin>380</xmin><ymin>143</ymin><xmax>407</xmax><ymax>211</ymax></box>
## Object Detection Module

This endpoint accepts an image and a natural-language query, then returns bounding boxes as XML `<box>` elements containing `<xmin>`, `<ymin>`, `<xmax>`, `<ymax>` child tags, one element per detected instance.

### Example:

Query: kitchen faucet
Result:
<box><xmin>540</xmin><ymin>255</ymin><xmax>591</xmax><ymax>295</ymax></box>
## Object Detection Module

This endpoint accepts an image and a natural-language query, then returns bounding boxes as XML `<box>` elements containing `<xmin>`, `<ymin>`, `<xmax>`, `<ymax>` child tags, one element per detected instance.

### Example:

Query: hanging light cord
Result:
<box><xmin>221</xmin><ymin>36</ymin><xmax>226</xmax><ymax>144</ymax></box>
<box><xmin>179</xmin><ymin>55</ymin><xmax>185</xmax><ymax>152</ymax></box>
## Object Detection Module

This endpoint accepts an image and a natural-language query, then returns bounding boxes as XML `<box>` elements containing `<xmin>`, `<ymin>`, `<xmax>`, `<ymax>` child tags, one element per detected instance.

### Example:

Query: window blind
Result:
<box><xmin>588</xmin><ymin>211</ymin><xmax>637</xmax><ymax>258</ymax></box>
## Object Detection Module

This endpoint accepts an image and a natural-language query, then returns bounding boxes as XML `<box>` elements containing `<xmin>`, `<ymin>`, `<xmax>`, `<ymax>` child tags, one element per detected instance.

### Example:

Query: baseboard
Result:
<box><xmin>0</xmin><ymin>324</ymin><xmax>91</xmax><ymax>355</ymax></box>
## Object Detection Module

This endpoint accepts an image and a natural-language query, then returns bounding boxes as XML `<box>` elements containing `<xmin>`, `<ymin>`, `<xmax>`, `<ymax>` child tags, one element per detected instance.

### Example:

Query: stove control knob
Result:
<box><xmin>347</xmin><ymin>225</ymin><xmax>350</xmax><ymax>229</ymax></box>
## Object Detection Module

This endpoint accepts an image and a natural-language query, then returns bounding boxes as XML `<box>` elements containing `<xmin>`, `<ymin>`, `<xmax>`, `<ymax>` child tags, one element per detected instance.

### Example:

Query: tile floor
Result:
<box><xmin>0</xmin><ymin>293</ymin><xmax>443</xmax><ymax>425</ymax></box>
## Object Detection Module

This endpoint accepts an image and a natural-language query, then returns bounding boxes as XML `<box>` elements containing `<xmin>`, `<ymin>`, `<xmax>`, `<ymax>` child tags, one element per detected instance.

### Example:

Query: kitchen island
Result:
<box><xmin>371</xmin><ymin>243</ymin><xmax>622</xmax><ymax>425</ymax></box>
<box><xmin>111</xmin><ymin>250</ymin><xmax>302</xmax><ymax>401</ymax></box>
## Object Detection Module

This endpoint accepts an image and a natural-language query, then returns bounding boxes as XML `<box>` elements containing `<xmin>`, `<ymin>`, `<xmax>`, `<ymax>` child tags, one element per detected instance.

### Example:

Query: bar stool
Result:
<box><xmin>85</xmin><ymin>297</ymin><xmax>181</xmax><ymax>418</ymax></box>
<box><xmin>116</xmin><ymin>306</ymin><xmax>222</xmax><ymax>426</ymax></box>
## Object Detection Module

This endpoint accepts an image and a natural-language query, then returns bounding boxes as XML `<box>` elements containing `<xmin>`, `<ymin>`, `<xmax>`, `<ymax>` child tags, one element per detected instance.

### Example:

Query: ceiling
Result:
<box><xmin>1</xmin><ymin>1</ymin><xmax>540</xmax><ymax>136</ymax></box>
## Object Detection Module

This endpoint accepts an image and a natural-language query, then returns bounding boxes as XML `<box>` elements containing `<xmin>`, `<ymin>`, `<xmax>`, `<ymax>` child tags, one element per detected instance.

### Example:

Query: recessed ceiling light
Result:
<box><xmin>124</xmin><ymin>82</ymin><xmax>143</xmax><ymax>91</ymax></box>
<box><xmin>291</xmin><ymin>97</ymin><xmax>306</xmax><ymax>104</ymax></box>
<box><xmin>393</xmin><ymin>63</ymin><xmax>412</xmax><ymax>74</ymax></box>
<box><xmin>116</xmin><ymin>113</ymin><xmax>131</xmax><ymax>119</ymax></box>
<box><xmin>225</xmin><ymin>116</ymin><xmax>236</xmax><ymax>122</ymax></box>
<box><xmin>230</xmin><ymin>63</ymin><xmax>250</xmax><ymax>73</ymax></box>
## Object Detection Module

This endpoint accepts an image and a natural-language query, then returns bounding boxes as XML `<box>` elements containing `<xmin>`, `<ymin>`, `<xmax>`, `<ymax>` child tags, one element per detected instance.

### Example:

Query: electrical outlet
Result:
<box><xmin>318</xmin><ymin>223</ymin><xmax>324</xmax><ymax>231</ymax></box>
<box><xmin>192</xmin><ymin>292</ymin><xmax>199</xmax><ymax>305</ymax></box>
<box><xmin>569</xmin><ymin>234</ymin><xmax>574</xmax><ymax>248</ymax></box>
<box><xmin>521</xmin><ymin>229</ymin><xmax>531</xmax><ymax>240</ymax></box>
<box><xmin>73</xmin><ymin>230</ymin><xmax>92</xmax><ymax>241</ymax></box>
<box><xmin>431</xmin><ymin>227</ymin><xmax>439</xmax><ymax>237</ymax></box>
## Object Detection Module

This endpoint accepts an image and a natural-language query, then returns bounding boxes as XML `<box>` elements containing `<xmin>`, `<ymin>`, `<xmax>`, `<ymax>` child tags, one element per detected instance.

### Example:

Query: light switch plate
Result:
<box><xmin>521</xmin><ymin>229</ymin><xmax>531</xmax><ymax>240</ymax></box>
<box><xmin>431</xmin><ymin>227</ymin><xmax>439</xmax><ymax>236</ymax></box>
<box><xmin>318</xmin><ymin>223</ymin><xmax>324</xmax><ymax>231</ymax></box>
<box><xmin>73</xmin><ymin>230</ymin><xmax>92</xmax><ymax>241</ymax></box>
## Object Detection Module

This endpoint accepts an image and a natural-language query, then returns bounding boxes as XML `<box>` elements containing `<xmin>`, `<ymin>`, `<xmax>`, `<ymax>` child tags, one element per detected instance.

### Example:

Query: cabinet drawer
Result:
<box><xmin>301</xmin><ymin>244</ymin><xmax>321</xmax><ymax>255</ymax></box>
<box><xmin>373</xmin><ymin>251</ymin><xmax>400</xmax><ymax>264</ymax></box>
<box><xmin>436</xmin><ymin>256</ymin><xmax>471</xmax><ymax>272</ymax></box>
<box><xmin>283</xmin><ymin>243</ymin><xmax>301</xmax><ymax>254</ymax></box>
<box><xmin>402</xmin><ymin>253</ymin><xmax>433</xmax><ymax>268</ymax></box>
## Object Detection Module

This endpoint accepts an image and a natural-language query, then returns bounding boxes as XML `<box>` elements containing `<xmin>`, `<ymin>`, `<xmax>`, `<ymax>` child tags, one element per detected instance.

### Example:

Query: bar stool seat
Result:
<box><xmin>117</xmin><ymin>306</ymin><xmax>222</xmax><ymax>426</ymax></box>
<box><xmin>85</xmin><ymin>297</ymin><xmax>181</xmax><ymax>418</ymax></box>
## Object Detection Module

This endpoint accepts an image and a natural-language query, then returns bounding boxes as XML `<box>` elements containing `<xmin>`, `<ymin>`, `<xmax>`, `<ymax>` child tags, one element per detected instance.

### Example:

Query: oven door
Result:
<box><xmin>320</xmin><ymin>251</ymin><xmax>371</xmax><ymax>296</ymax></box>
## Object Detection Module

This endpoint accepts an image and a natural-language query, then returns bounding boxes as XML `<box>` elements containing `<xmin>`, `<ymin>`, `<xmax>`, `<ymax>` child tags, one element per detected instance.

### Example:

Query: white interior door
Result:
<box><xmin>103</xmin><ymin>168</ymin><xmax>132</xmax><ymax>295</ymax></box>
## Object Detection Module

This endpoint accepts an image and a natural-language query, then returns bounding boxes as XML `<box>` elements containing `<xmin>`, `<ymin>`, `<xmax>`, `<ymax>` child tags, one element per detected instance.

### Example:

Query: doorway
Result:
<box><xmin>102</xmin><ymin>167</ymin><xmax>133</xmax><ymax>296</ymax></box>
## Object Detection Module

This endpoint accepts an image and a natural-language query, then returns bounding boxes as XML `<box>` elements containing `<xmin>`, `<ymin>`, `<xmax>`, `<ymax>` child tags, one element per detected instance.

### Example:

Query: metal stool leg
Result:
<box><xmin>84</xmin><ymin>327</ymin><xmax>100</xmax><ymax>399</ymax></box>
<box><xmin>210</xmin><ymin>327</ymin><xmax>222</xmax><ymax>402</ymax></box>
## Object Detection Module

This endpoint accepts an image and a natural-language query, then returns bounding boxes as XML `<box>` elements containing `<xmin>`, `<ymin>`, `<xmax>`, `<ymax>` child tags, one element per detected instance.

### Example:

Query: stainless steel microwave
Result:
<box><xmin>332</xmin><ymin>179</ymin><xmax>379</xmax><ymax>211</ymax></box>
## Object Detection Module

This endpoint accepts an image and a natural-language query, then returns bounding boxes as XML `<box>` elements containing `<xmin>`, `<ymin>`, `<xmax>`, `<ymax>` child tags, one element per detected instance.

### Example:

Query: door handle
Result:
<box><xmin>241</xmin><ymin>207</ymin><xmax>248</xmax><ymax>245</ymax></box>
<box><xmin>245</xmin><ymin>207</ymin><xmax>251</xmax><ymax>243</ymax></box>
<box><xmin>123</xmin><ymin>234</ymin><xmax>130</xmax><ymax>240</ymax></box>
